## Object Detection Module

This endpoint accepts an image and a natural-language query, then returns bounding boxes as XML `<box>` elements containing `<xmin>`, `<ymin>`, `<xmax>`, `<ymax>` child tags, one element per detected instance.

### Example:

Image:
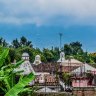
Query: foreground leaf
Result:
<box><xmin>14</xmin><ymin>60</ymin><xmax>24</xmax><ymax>68</ymax></box>
<box><xmin>5</xmin><ymin>73</ymin><xmax>35</xmax><ymax>96</ymax></box>
<box><xmin>0</xmin><ymin>49</ymin><xmax>9</xmax><ymax>67</ymax></box>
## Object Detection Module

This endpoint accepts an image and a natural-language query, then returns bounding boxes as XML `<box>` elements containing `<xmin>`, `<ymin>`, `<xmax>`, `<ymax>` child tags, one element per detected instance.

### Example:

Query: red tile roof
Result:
<box><xmin>32</xmin><ymin>62</ymin><xmax>59</xmax><ymax>73</ymax></box>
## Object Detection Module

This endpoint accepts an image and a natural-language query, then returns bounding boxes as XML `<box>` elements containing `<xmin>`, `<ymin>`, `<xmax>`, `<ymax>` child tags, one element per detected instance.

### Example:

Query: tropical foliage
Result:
<box><xmin>0</xmin><ymin>48</ymin><xmax>35</xmax><ymax>96</ymax></box>
<box><xmin>62</xmin><ymin>73</ymin><xmax>71</xmax><ymax>86</ymax></box>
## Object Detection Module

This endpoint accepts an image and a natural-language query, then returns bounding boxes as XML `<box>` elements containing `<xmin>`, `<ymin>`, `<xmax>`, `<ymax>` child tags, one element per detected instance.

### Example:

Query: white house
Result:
<box><xmin>71</xmin><ymin>63</ymin><xmax>96</xmax><ymax>74</ymax></box>
<box><xmin>16</xmin><ymin>52</ymin><xmax>35</xmax><ymax>75</ymax></box>
<box><xmin>57</xmin><ymin>52</ymin><xmax>83</xmax><ymax>67</ymax></box>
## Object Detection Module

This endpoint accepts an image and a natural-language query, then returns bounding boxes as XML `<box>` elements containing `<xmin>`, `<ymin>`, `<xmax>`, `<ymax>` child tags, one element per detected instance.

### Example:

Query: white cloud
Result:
<box><xmin>0</xmin><ymin>0</ymin><xmax>96</xmax><ymax>26</ymax></box>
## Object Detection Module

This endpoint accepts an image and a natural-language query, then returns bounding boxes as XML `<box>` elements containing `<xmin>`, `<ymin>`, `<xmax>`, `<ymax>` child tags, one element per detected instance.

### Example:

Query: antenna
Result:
<box><xmin>84</xmin><ymin>50</ymin><xmax>87</xmax><ymax>76</ymax></box>
<box><xmin>59</xmin><ymin>33</ymin><xmax>63</xmax><ymax>51</ymax></box>
<box><xmin>59</xmin><ymin>33</ymin><xmax>63</xmax><ymax>80</ymax></box>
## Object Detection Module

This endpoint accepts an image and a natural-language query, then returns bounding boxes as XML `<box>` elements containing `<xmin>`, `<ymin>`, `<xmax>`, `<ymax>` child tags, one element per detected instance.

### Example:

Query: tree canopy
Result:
<box><xmin>0</xmin><ymin>37</ymin><xmax>95</xmax><ymax>64</ymax></box>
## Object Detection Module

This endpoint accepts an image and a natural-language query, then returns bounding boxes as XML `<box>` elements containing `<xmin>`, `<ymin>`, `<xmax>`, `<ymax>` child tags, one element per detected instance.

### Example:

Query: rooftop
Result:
<box><xmin>22</xmin><ymin>52</ymin><xmax>29</xmax><ymax>57</ymax></box>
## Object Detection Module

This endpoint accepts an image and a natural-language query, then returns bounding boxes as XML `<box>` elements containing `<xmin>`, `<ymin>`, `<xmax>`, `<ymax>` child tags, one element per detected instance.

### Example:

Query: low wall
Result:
<box><xmin>34</xmin><ymin>92</ymin><xmax>72</xmax><ymax>96</ymax></box>
<box><xmin>73</xmin><ymin>87</ymin><xmax>96</xmax><ymax>96</ymax></box>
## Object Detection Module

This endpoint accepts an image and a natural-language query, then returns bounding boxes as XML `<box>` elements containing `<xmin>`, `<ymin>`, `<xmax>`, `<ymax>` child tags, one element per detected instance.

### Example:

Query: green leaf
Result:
<box><xmin>5</xmin><ymin>73</ymin><xmax>35</xmax><ymax>96</ymax></box>
<box><xmin>0</xmin><ymin>49</ymin><xmax>9</xmax><ymax>67</ymax></box>
<box><xmin>14</xmin><ymin>60</ymin><xmax>24</xmax><ymax>68</ymax></box>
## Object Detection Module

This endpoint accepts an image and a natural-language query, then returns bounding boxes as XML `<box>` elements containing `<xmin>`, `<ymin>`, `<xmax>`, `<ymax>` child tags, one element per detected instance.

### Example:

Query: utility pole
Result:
<box><xmin>59</xmin><ymin>33</ymin><xmax>63</xmax><ymax>51</ymax></box>
<box><xmin>58</xmin><ymin>33</ymin><xmax>64</xmax><ymax>91</ymax></box>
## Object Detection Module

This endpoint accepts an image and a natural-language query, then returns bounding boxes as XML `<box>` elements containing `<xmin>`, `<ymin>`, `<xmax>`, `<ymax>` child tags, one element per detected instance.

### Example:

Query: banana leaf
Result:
<box><xmin>5</xmin><ymin>73</ymin><xmax>35</xmax><ymax>96</ymax></box>
<box><xmin>14</xmin><ymin>60</ymin><xmax>24</xmax><ymax>68</ymax></box>
<box><xmin>1</xmin><ymin>60</ymin><xmax>24</xmax><ymax>71</ymax></box>
<box><xmin>0</xmin><ymin>49</ymin><xmax>9</xmax><ymax>67</ymax></box>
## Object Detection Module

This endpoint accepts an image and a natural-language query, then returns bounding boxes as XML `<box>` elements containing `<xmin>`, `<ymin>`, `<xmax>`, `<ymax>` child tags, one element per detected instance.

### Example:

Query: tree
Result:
<box><xmin>20</xmin><ymin>36</ymin><xmax>33</xmax><ymax>47</ymax></box>
<box><xmin>12</xmin><ymin>38</ymin><xmax>20</xmax><ymax>48</ymax></box>
<box><xmin>51</xmin><ymin>47</ymin><xmax>60</xmax><ymax>61</ymax></box>
<box><xmin>26</xmin><ymin>41</ymin><xmax>33</xmax><ymax>48</ymax></box>
<box><xmin>70</xmin><ymin>41</ymin><xmax>83</xmax><ymax>55</ymax></box>
<box><xmin>9</xmin><ymin>48</ymin><xmax>21</xmax><ymax>63</ymax></box>
<box><xmin>43</xmin><ymin>48</ymin><xmax>54</xmax><ymax>62</ymax></box>
<box><xmin>89</xmin><ymin>53</ymin><xmax>96</xmax><ymax>63</ymax></box>
<box><xmin>3</xmin><ymin>40</ymin><xmax>8</xmax><ymax>47</ymax></box>
<box><xmin>0</xmin><ymin>37</ymin><xmax>8</xmax><ymax>47</ymax></box>
<box><xmin>12</xmin><ymin>37</ymin><xmax>33</xmax><ymax>48</ymax></box>
<box><xmin>64</xmin><ymin>41</ymin><xmax>83</xmax><ymax>56</ymax></box>
<box><xmin>62</xmin><ymin>73</ymin><xmax>71</xmax><ymax>87</ymax></box>
<box><xmin>20</xmin><ymin>36</ymin><xmax>27</xmax><ymax>46</ymax></box>
<box><xmin>64</xmin><ymin>44</ymin><xmax>72</xmax><ymax>56</ymax></box>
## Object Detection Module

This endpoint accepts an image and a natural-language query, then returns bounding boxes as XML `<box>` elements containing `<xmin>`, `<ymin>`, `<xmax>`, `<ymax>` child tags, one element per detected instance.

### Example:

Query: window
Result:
<box><xmin>75</xmin><ymin>80</ymin><xmax>79</xmax><ymax>83</ymax></box>
<box><xmin>75</xmin><ymin>80</ymin><xmax>83</xmax><ymax>83</ymax></box>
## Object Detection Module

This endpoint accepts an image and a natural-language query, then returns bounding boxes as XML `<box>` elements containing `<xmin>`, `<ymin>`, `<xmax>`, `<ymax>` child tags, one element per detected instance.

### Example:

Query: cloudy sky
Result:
<box><xmin>0</xmin><ymin>0</ymin><xmax>96</xmax><ymax>52</ymax></box>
